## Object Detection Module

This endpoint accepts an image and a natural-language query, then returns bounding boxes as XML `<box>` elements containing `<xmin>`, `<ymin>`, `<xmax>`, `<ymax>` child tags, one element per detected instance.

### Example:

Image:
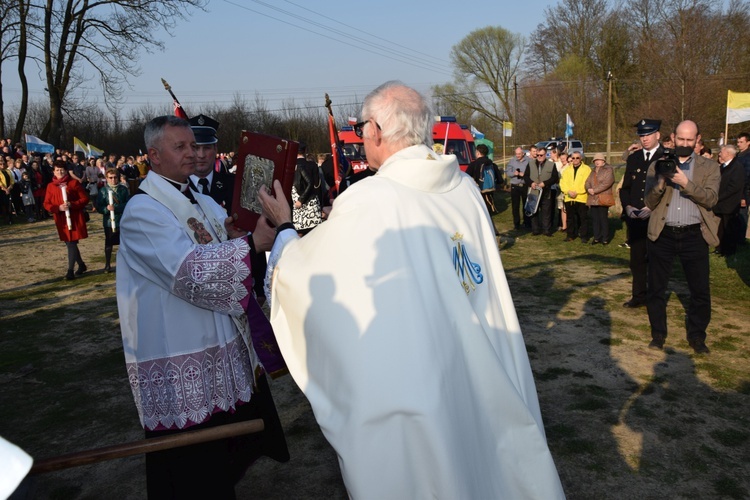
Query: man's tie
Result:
<box><xmin>645</xmin><ymin>152</ymin><xmax>650</xmax><ymax>162</ymax></box>
<box><xmin>198</xmin><ymin>178</ymin><xmax>209</xmax><ymax>195</ymax></box>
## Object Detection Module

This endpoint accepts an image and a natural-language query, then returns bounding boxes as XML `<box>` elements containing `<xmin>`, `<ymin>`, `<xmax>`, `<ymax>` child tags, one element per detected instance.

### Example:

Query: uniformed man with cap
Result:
<box><xmin>188</xmin><ymin>113</ymin><xmax>269</xmax><ymax>303</ymax></box>
<box><xmin>619</xmin><ymin>118</ymin><xmax>663</xmax><ymax>308</ymax></box>
<box><xmin>188</xmin><ymin>114</ymin><xmax>234</xmax><ymax>209</ymax></box>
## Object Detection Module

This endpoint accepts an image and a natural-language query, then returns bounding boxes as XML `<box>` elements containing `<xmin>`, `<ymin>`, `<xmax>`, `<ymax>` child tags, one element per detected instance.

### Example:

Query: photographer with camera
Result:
<box><xmin>644</xmin><ymin>120</ymin><xmax>720</xmax><ymax>354</ymax></box>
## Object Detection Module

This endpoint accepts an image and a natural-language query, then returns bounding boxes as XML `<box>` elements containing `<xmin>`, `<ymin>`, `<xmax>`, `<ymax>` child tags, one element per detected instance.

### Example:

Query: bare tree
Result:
<box><xmin>433</xmin><ymin>26</ymin><xmax>525</xmax><ymax>127</ymax></box>
<box><xmin>0</xmin><ymin>0</ymin><xmax>21</xmax><ymax>139</ymax></box>
<box><xmin>35</xmin><ymin>0</ymin><xmax>206</xmax><ymax>146</ymax></box>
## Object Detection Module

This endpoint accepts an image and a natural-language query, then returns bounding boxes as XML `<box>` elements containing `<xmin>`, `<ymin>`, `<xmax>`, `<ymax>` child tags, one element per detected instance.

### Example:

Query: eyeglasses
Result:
<box><xmin>353</xmin><ymin>119</ymin><xmax>382</xmax><ymax>138</ymax></box>
<box><xmin>571</xmin><ymin>156</ymin><xmax>582</xmax><ymax>160</ymax></box>
<box><xmin>536</xmin><ymin>153</ymin><xmax>546</xmax><ymax>157</ymax></box>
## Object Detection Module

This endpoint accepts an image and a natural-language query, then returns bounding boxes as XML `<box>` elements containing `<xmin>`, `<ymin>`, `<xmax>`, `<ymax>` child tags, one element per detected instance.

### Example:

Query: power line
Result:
<box><xmin>221</xmin><ymin>0</ymin><xmax>453</xmax><ymax>77</ymax></box>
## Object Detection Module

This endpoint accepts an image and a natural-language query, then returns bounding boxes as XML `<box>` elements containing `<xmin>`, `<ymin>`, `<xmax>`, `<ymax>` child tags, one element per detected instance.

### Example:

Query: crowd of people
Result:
<box><xmin>481</xmin><ymin>118</ymin><xmax>746</xmax><ymax>356</ymax></box>
<box><xmin>3</xmin><ymin>96</ymin><xmax>748</xmax><ymax>497</ymax></box>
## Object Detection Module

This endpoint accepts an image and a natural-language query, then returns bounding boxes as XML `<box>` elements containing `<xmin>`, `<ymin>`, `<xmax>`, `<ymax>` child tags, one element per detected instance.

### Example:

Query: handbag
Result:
<box><xmin>594</xmin><ymin>169</ymin><xmax>615</xmax><ymax>207</ymax></box>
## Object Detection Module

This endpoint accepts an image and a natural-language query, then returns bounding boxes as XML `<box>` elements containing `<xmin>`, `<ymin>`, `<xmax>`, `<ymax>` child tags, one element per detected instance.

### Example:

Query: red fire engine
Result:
<box><xmin>337</xmin><ymin>116</ymin><xmax>475</xmax><ymax>173</ymax></box>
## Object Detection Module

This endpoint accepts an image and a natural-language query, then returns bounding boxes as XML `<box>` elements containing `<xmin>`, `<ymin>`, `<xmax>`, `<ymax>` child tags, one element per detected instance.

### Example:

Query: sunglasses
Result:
<box><xmin>536</xmin><ymin>153</ymin><xmax>546</xmax><ymax>157</ymax></box>
<box><xmin>353</xmin><ymin>119</ymin><xmax>382</xmax><ymax>138</ymax></box>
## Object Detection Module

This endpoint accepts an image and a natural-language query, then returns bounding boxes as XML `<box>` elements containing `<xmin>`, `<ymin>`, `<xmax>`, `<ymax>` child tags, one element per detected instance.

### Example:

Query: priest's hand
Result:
<box><xmin>224</xmin><ymin>217</ymin><xmax>247</xmax><ymax>240</ymax></box>
<box><xmin>252</xmin><ymin>215</ymin><xmax>275</xmax><ymax>252</ymax></box>
<box><xmin>259</xmin><ymin>180</ymin><xmax>292</xmax><ymax>227</ymax></box>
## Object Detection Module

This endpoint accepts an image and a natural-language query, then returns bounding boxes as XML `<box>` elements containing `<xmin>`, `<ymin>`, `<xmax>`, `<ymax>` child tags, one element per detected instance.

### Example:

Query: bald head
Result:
<box><xmin>671</xmin><ymin>120</ymin><xmax>701</xmax><ymax>159</ymax></box>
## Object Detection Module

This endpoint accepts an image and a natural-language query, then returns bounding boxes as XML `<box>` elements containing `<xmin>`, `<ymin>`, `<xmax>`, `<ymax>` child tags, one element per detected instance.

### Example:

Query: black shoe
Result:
<box><xmin>581</xmin><ymin>239</ymin><xmax>589</xmax><ymax>244</ymax></box>
<box><xmin>514</xmin><ymin>224</ymin><xmax>521</xmax><ymax>230</ymax></box>
<box><xmin>648</xmin><ymin>339</ymin><xmax>664</xmax><ymax>350</ymax></box>
<box><xmin>564</xmin><ymin>237</ymin><xmax>575</xmax><ymax>242</ymax></box>
<box><xmin>590</xmin><ymin>240</ymin><xmax>601</xmax><ymax>245</ymax></box>
<box><xmin>532</xmin><ymin>232</ymin><xmax>542</xmax><ymax>236</ymax></box>
<box><xmin>65</xmin><ymin>270</ymin><xmax>75</xmax><ymax>280</ymax></box>
<box><xmin>689</xmin><ymin>340</ymin><xmax>710</xmax><ymax>354</ymax></box>
<box><xmin>623</xmin><ymin>299</ymin><xmax>646</xmax><ymax>308</ymax></box>
<box><xmin>602</xmin><ymin>240</ymin><xmax>609</xmax><ymax>246</ymax></box>
<box><xmin>544</xmin><ymin>233</ymin><xmax>554</xmax><ymax>237</ymax></box>
<box><xmin>75</xmin><ymin>263</ymin><xmax>87</xmax><ymax>276</ymax></box>
<box><xmin>104</xmin><ymin>265</ymin><xmax>112</xmax><ymax>273</ymax></box>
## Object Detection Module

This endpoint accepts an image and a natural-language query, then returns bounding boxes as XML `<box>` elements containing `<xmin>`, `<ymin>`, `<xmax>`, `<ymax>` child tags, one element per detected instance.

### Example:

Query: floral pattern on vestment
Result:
<box><xmin>127</xmin><ymin>335</ymin><xmax>254</xmax><ymax>430</ymax></box>
<box><xmin>173</xmin><ymin>238</ymin><xmax>250</xmax><ymax>316</ymax></box>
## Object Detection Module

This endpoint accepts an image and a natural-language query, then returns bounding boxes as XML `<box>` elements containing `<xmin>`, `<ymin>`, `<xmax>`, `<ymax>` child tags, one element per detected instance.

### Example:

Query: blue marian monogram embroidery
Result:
<box><xmin>451</xmin><ymin>232</ymin><xmax>483</xmax><ymax>294</ymax></box>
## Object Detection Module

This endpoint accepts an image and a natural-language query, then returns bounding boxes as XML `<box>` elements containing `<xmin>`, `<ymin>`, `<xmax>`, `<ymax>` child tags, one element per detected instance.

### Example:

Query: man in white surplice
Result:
<box><xmin>257</xmin><ymin>82</ymin><xmax>565</xmax><ymax>499</ymax></box>
<box><xmin>116</xmin><ymin>116</ymin><xmax>287</xmax><ymax>498</ymax></box>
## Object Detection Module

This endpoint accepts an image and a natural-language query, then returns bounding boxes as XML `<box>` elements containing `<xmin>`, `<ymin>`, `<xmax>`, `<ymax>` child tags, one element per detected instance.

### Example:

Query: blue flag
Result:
<box><xmin>565</xmin><ymin>114</ymin><xmax>574</xmax><ymax>138</ymax></box>
<box><xmin>25</xmin><ymin>134</ymin><xmax>54</xmax><ymax>154</ymax></box>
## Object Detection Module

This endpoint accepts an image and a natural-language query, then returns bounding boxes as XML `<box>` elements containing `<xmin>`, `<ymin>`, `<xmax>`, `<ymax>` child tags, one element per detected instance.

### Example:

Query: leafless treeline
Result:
<box><xmin>435</xmin><ymin>0</ymin><xmax>750</xmax><ymax>149</ymax></box>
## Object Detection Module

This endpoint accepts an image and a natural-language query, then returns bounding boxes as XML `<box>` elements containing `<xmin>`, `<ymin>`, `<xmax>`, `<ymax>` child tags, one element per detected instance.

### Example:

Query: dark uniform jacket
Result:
<box><xmin>189</xmin><ymin>171</ymin><xmax>235</xmax><ymax>213</ymax></box>
<box><xmin>620</xmin><ymin>146</ymin><xmax>664</xmax><ymax>211</ymax></box>
<box><xmin>715</xmin><ymin>158</ymin><xmax>745</xmax><ymax>215</ymax></box>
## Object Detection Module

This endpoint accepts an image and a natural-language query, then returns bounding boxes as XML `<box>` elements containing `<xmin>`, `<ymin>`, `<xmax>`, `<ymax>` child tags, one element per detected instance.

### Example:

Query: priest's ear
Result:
<box><xmin>147</xmin><ymin>146</ymin><xmax>160</xmax><ymax>167</ymax></box>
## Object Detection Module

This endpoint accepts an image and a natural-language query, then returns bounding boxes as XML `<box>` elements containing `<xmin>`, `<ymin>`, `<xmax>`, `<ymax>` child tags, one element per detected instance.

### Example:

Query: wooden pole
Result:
<box><xmin>30</xmin><ymin>419</ymin><xmax>265</xmax><ymax>475</ymax></box>
<box><xmin>607</xmin><ymin>72</ymin><xmax>613</xmax><ymax>164</ymax></box>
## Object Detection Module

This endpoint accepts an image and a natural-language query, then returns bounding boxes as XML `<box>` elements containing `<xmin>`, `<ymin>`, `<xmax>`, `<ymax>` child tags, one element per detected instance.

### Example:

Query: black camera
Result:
<box><xmin>655</xmin><ymin>149</ymin><xmax>677</xmax><ymax>177</ymax></box>
<box><xmin>654</xmin><ymin>146</ymin><xmax>693</xmax><ymax>177</ymax></box>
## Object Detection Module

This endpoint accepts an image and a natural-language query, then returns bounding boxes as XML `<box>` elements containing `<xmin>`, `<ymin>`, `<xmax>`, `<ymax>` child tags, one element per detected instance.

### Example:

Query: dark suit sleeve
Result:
<box><xmin>620</xmin><ymin>164</ymin><xmax>633</xmax><ymax>208</ymax></box>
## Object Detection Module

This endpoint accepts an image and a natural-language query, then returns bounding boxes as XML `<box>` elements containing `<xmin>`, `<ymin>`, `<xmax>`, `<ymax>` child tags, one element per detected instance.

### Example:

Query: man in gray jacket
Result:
<box><xmin>644</xmin><ymin>120</ymin><xmax>720</xmax><ymax>354</ymax></box>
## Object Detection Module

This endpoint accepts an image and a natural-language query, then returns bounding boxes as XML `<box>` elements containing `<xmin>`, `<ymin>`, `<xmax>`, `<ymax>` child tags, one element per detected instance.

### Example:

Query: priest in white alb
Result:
<box><xmin>257</xmin><ymin>81</ymin><xmax>565</xmax><ymax>499</ymax></box>
<box><xmin>116</xmin><ymin>115</ymin><xmax>288</xmax><ymax>499</ymax></box>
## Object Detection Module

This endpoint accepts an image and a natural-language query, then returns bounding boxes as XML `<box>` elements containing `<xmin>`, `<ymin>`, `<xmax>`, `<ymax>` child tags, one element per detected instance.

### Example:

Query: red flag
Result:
<box><xmin>173</xmin><ymin>100</ymin><xmax>188</xmax><ymax>120</ymax></box>
<box><xmin>324</xmin><ymin>94</ymin><xmax>349</xmax><ymax>191</ymax></box>
<box><xmin>328</xmin><ymin>113</ymin><xmax>341</xmax><ymax>189</ymax></box>
<box><xmin>162</xmin><ymin>78</ymin><xmax>189</xmax><ymax>120</ymax></box>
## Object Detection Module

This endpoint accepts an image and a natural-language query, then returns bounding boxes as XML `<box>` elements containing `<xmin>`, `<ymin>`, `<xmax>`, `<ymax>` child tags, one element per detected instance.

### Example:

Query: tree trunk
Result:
<box><xmin>0</xmin><ymin>73</ymin><xmax>5</xmax><ymax>139</ymax></box>
<box><xmin>13</xmin><ymin>0</ymin><xmax>29</xmax><ymax>146</ymax></box>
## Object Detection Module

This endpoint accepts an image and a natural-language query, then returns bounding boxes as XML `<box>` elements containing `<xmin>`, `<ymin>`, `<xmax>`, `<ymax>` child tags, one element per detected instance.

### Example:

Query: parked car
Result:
<box><xmin>535</xmin><ymin>139</ymin><xmax>585</xmax><ymax>159</ymax></box>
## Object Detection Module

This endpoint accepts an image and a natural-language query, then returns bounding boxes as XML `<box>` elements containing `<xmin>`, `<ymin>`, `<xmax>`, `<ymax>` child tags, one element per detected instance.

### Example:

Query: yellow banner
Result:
<box><xmin>727</xmin><ymin>90</ymin><xmax>750</xmax><ymax>124</ymax></box>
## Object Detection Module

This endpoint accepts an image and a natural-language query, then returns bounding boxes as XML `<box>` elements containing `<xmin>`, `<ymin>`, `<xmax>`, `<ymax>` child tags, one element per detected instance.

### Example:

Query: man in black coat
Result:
<box><xmin>735</xmin><ymin>131</ymin><xmax>750</xmax><ymax>244</ymax></box>
<box><xmin>619</xmin><ymin>119</ymin><xmax>663</xmax><ymax>308</ymax></box>
<box><xmin>714</xmin><ymin>144</ymin><xmax>745</xmax><ymax>256</ymax></box>
<box><xmin>465</xmin><ymin>143</ymin><xmax>499</xmax><ymax>213</ymax></box>
<box><xmin>189</xmin><ymin>114</ymin><xmax>268</xmax><ymax>303</ymax></box>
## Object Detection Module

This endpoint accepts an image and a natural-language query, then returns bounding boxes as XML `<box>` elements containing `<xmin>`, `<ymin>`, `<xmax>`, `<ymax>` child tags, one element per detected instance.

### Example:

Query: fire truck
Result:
<box><xmin>338</xmin><ymin>125</ymin><xmax>370</xmax><ymax>173</ymax></box>
<box><xmin>337</xmin><ymin>116</ymin><xmax>475</xmax><ymax>173</ymax></box>
<box><xmin>432</xmin><ymin>116</ymin><xmax>475</xmax><ymax>171</ymax></box>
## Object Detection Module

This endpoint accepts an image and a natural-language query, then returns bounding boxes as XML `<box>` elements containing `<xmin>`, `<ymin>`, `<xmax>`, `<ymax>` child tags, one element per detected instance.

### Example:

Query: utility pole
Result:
<box><xmin>606</xmin><ymin>71</ymin><xmax>613</xmax><ymax>164</ymax></box>
<box><xmin>513</xmin><ymin>75</ymin><xmax>518</xmax><ymax>146</ymax></box>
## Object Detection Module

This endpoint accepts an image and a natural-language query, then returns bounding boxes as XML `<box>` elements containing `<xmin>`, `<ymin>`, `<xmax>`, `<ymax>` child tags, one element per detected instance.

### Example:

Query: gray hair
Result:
<box><xmin>144</xmin><ymin>115</ymin><xmax>191</xmax><ymax>151</ymax></box>
<box><xmin>361</xmin><ymin>81</ymin><xmax>433</xmax><ymax>149</ymax></box>
<box><xmin>721</xmin><ymin>144</ymin><xmax>738</xmax><ymax>157</ymax></box>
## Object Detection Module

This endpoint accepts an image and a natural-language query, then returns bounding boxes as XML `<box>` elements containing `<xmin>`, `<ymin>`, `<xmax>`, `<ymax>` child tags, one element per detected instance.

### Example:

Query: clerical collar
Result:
<box><xmin>155</xmin><ymin>173</ymin><xmax>190</xmax><ymax>192</ymax></box>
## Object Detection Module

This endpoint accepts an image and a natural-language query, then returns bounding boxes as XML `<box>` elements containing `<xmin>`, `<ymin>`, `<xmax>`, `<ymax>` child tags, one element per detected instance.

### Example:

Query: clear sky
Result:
<box><xmin>2</xmin><ymin>0</ymin><xmax>550</xmax><ymax>119</ymax></box>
